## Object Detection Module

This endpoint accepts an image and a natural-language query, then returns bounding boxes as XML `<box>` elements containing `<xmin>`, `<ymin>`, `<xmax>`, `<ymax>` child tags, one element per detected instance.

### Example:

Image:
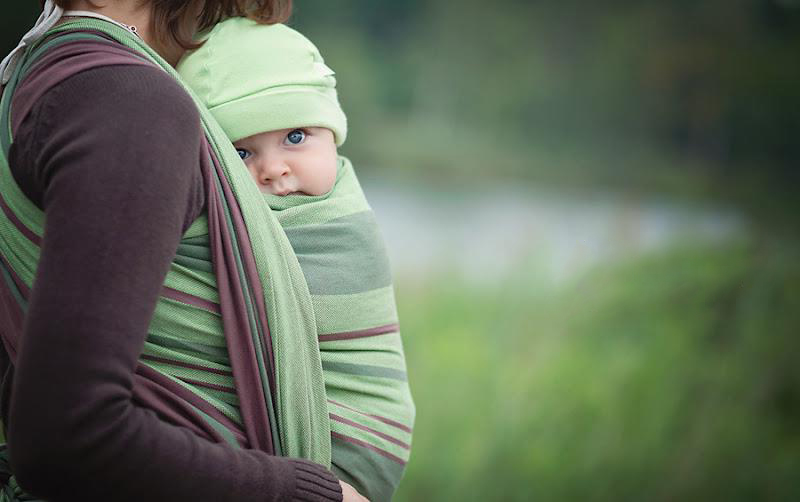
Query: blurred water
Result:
<box><xmin>361</xmin><ymin>177</ymin><xmax>747</xmax><ymax>285</ymax></box>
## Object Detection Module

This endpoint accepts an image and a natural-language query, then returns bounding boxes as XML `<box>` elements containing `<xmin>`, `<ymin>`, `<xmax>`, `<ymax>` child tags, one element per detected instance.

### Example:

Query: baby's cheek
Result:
<box><xmin>322</xmin><ymin>158</ymin><xmax>338</xmax><ymax>191</ymax></box>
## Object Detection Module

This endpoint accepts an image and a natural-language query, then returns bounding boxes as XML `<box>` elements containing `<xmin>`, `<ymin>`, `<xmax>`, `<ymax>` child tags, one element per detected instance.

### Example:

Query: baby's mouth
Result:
<box><xmin>259</xmin><ymin>185</ymin><xmax>289</xmax><ymax>196</ymax></box>
<box><xmin>257</xmin><ymin>179</ymin><xmax>304</xmax><ymax>196</ymax></box>
<box><xmin>265</xmin><ymin>183</ymin><xmax>295</xmax><ymax>196</ymax></box>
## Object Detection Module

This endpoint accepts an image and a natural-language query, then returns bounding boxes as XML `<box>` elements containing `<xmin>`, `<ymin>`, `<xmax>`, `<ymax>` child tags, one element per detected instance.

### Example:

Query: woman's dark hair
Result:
<box><xmin>50</xmin><ymin>0</ymin><xmax>293</xmax><ymax>49</ymax></box>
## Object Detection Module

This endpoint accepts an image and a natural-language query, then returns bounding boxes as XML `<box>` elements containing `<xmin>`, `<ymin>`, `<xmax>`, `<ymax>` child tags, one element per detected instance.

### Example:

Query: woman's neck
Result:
<box><xmin>64</xmin><ymin>0</ymin><xmax>185</xmax><ymax>65</ymax></box>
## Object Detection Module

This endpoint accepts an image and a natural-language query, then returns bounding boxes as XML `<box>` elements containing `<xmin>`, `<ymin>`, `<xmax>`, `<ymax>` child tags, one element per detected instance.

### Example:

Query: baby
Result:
<box><xmin>178</xmin><ymin>18</ymin><xmax>414</xmax><ymax>502</ymax></box>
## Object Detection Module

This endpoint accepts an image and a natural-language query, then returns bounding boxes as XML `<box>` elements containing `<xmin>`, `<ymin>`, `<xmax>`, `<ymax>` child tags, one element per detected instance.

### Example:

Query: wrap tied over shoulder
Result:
<box><xmin>0</xmin><ymin>15</ymin><xmax>331</xmax><ymax>499</ymax></box>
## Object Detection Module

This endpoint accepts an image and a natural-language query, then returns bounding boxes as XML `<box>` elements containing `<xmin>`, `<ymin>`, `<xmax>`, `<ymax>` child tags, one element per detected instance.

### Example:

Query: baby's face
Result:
<box><xmin>234</xmin><ymin>127</ymin><xmax>337</xmax><ymax>196</ymax></box>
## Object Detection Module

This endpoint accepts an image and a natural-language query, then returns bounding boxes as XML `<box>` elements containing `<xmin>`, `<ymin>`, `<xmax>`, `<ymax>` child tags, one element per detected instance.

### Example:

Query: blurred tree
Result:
<box><xmin>293</xmin><ymin>0</ymin><xmax>800</xmax><ymax>183</ymax></box>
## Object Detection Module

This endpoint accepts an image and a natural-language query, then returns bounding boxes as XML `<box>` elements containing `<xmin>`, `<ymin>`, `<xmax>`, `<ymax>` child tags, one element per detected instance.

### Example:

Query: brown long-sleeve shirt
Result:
<box><xmin>2</xmin><ymin>60</ymin><xmax>342</xmax><ymax>502</ymax></box>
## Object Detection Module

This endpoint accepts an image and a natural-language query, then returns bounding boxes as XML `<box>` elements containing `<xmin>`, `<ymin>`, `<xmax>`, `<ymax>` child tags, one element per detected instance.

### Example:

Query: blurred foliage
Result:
<box><xmin>396</xmin><ymin>238</ymin><xmax>800</xmax><ymax>500</ymax></box>
<box><xmin>289</xmin><ymin>0</ymin><xmax>800</xmax><ymax>223</ymax></box>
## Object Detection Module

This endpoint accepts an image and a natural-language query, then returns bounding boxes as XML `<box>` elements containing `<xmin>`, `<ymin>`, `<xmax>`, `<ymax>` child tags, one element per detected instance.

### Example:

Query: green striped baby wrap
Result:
<box><xmin>264</xmin><ymin>157</ymin><xmax>415</xmax><ymax>501</ymax></box>
<box><xmin>0</xmin><ymin>18</ymin><xmax>333</xmax><ymax>498</ymax></box>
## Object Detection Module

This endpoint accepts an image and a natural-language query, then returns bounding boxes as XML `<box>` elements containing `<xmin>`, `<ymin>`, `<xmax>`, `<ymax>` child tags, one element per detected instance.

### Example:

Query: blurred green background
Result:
<box><xmin>3</xmin><ymin>1</ymin><xmax>799</xmax><ymax>500</ymax></box>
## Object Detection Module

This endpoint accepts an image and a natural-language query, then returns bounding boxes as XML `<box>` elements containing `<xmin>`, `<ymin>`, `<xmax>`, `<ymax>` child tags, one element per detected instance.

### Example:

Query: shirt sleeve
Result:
<box><xmin>5</xmin><ymin>63</ymin><xmax>342</xmax><ymax>502</ymax></box>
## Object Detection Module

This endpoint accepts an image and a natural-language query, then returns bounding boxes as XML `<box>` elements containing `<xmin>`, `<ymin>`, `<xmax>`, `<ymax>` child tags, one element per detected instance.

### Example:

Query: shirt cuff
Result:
<box><xmin>289</xmin><ymin>458</ymin><xmax>343</xmax><ymax>502</ymax></box>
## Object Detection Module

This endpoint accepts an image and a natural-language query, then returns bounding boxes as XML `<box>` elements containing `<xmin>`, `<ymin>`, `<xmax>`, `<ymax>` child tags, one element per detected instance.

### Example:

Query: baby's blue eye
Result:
<box><xmin>236</xmin><ymin>148</ymin><xmax>250</xmax><ymax>160</ymax></box>
<box><xmin>286</xmin><ymin>129</ymin><xmax>306</xmax><ymax>145</ymax></box>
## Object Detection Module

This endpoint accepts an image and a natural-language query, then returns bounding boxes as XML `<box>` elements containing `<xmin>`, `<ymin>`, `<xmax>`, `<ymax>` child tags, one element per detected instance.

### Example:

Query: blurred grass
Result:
<box><xmin>395</xmin><ymin>236</ymin><xmax>800</xmax><ymax>501</ymax></box>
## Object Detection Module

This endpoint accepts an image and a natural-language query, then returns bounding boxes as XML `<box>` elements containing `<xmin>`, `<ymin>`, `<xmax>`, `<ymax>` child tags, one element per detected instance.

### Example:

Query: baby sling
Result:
<box><xmin>266</xmin><ymin>158</ymin><xmax>415</xmax><ymax>502</ymax></box>
<box><xmin>0</xmin><ymin>18</ymin><xmax>330</xmax><ymax>499</ymax></box>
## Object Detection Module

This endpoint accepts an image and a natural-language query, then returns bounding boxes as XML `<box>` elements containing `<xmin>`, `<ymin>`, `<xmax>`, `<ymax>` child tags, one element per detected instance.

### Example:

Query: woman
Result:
<box><xmin>0</xmin><ymin>0</ymin><xmax>367</xmax><ymax>500</ymax></box>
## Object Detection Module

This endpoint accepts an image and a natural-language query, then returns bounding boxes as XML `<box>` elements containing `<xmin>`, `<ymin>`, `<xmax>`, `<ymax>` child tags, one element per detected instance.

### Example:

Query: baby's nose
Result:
<box><xmin>258</xmin><ymin>160</ymin><xmax>290</xmax><ymax>182</ymax></box>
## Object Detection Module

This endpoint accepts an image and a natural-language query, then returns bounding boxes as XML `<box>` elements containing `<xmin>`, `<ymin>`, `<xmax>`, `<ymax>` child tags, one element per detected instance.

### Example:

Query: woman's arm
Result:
<box><xmin>5</xmin><ymin>63</ymin><xmax>342</xmax><ymax>502</ymax></box>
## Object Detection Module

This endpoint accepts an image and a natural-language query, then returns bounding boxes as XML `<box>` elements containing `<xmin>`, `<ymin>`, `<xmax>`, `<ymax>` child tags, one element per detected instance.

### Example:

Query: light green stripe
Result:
<box><xmin>312</xmin><ymin>286</ymin><xmax>399</xmax><ymax>335</ymax></box>
<box><xmin>144</xmin><ymin>337</ymin><xmax>230</xmax><ymax>366</ymax></box>
<box><xmin>323</xmin><ymin>359</ymin><xmax>413</xmax><ymax>451</ymax></box>
<box><xmin>326</xmin><ymin>391</ymin><xmax>414</xmax><ymax>435</ymax></box>
<box><xmin>163</xmin><ymin>264</ymin><xmax>219</xmax><ymax>304</ymax></box>
<box><xmin>183</xmin><ymin>215</ymin><xmax>209</xmax><ymax>239</ymax></box>
<box><xmin>320</xmin><ymin>337</ymin><xmax>408</xmax><ymax>371</ymax></box>
<box><xmin>144</xmin><ymin>332</ymin><xmax>227</xmax><ymax>355</ymax></box>
<box><xmin>150</xmin><ymin>299</ymin><xmax>225</xmax><ymax>346</ymax></box>
<box><xmin>324</xmin><ymin>373</ymin><xmax>415</xmax><ymax>422</ymax></box>
<box><xmin>141</xmin><ymin>341</ymin><xmax>231</xmax><ymax>372</ymax></box>
<box><xmin>142</xmin><ymin>359</ymin><xmax>236</xmax><ymax>389</ymax></box>
<box><xmin>199</xmin><ymin>386</ymin><xmax>241</xmax><ymax>408</ymax></box>
<box><xmin>145</xmin><ymin>361</ymin><xmax>242</xmax><ymax>426</ymax></box>
<box><xmin>0</xmin><ymin>225</ymin><xmax>38</xmax><ymax>287</ymax></box>
<box><xmin>142</xmin><ymin>359</ymin><xmax>240</xmax><ymax>410</ymax></box>
<box><xmin>330</xmin><ymin>418</ymin><xmax>410</xmax><ymax>461</ymax></box>
<box><xmin>173</xmin><ymin>254</ymin><xmax>214</xmax><ymax>273</ymax></box>
<box><xmin>0</xmin><ymin>216</ymin><xmax>40</xmax><ymax>259</ymax></box>
<box><xmin>327</xmin><ymin>402</ymin><xmax>412</xmax><ymax>445</ymax></box>
<box><xmin>140</xmin><ymin>362</ymin><xmax>241</xmax><ymax>423</ymax></box>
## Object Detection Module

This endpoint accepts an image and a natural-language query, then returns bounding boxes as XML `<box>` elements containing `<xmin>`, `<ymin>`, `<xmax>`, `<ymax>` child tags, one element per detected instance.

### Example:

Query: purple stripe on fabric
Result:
<box><xmin>133</xmin><ymin>368</ymin><xmax>219</xmax><ymax>443</ymax></box>
<box><xmin>11</xmin><ymin>39</ymin><xmax>152</xmax><ymax>137</ymax></box>
<box><xmin>134</xmin><ymin>363</ymin><xmax>248</xmax><ymax>447</ymax></box>
<box><xmin>0</xmin><ymin>192</ymin><xmax>41</xmax><ymax>246</ymax></box>
<box><xmin>177</xmin><ymin>376</ymin><xmax>236</xmax><ymax>394</ymax></box>
<box><xmin>208</xmin><ymin>145</ymin><xmax>276</xmax><ymax>388</ymax></box>
<box><xmin>203</xmin><ymin>142</ymin><xmax>274</xmax><ymax>454</ymax></box>
<box><xmin>0</xmin><ymin>251</ymin><xmax>30</xmax><ymax>300</ymax></box>
<box><xmin>318</xmin><ymin>323</ymin><xmax>400</xmax><ymax>342</ymax></box>
<box><xmin>331</xmin><ymin>431</ymin><xmax>406</xmax><ymax>465</ymax></box>
<box><xmin>0</xmin><ymin>281</ymin><xmax>25</xmax><ymax>362</ymax></box>
<box><xmin>330</xmin><ymin>413</ymin><xmax>410</xmax><ymax>450</ymax></box>
<box><xmin>140</xmin><ymin>354</ymin><xmax>233</xmax><ymax>377</ymax></box>
<box><xmin>160</xmin><ymin>286</ymin><xmax>221</xmax><ymax>315</ymax></box>
<box><xmin>327</xmin><ymin>399</ymin><xmax>413</xmax><ymax>434</ymax></box>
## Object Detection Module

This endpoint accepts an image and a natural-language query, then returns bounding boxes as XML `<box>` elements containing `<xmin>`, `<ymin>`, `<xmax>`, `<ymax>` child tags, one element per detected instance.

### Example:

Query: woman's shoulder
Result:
<box><xmin>8</xmin><ymin>42</ymin><xmax>204</xmax><ymax>218</ymax></box>
<box><xmin>10</xmin><ymin>36</ymin><xmax>198</xmax><ymax>140</ymax></box>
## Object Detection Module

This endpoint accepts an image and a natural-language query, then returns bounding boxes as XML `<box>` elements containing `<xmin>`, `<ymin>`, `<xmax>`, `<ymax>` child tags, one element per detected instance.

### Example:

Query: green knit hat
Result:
<box><xmin>177</xmin><ymin>18</ymin><xmax>347</xmax><ymax>145</ymax></box>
